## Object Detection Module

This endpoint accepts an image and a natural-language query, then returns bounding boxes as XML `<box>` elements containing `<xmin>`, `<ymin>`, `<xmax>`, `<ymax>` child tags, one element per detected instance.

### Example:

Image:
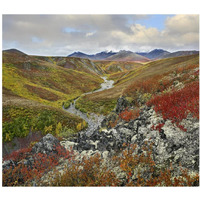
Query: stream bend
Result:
<box><xmin>64</xmin><ymin>76</ymin><xmax>114</xmax><ymax>136</ymax></box>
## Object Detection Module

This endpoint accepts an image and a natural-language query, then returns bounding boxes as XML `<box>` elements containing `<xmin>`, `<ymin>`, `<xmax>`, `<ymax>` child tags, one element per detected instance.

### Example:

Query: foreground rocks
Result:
<box><xmin>3</xmin><ymin>133</ymin><xmax>64</xmax><ymax>170</ymax></box>
<box><xmin>62</xmin><ymin>97</ymin><xmax>199</xmax><ymax>178</ymax></box>
<box><xmin>3</xmin><ymin>97</ymin><xmax>199</xmax><ymax>186</ymax></box>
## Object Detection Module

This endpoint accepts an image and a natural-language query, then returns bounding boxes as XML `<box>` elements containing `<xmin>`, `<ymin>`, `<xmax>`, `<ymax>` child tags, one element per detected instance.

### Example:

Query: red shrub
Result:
<box><xmin>3</xmin><ymin>147</ymin><xmax>32</xmax><ymax>162</ymax></box>
<box><xmin>119</xmin><ymin>108</ymin><xmax>139</xmax><ymax>122</ymax></box>
<box><xmin>147</xmin><ymin>81</ymin><xmax>199</xmax><ymax>131</ymax></box>
<box><xmin>3</xmin><ymin>145</ymin><xmax>73</xmax><ymax>186</ymax></box>
<box><xmin>151</xmin><ymin>123</ymin><xmax>165</xmax><ymax>132</ymax></box>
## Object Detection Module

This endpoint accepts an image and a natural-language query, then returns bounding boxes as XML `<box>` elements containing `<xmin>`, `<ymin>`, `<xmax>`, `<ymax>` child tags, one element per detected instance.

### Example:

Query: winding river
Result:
<box><xmin>3</xmin><ymin>76</ymin><xmax>114</xmax><ymax>156</ymax></box>
<box><xmin>64</xmin><ymin>76</ymin><xmax>114</xmax><ymax>136</ymax></box>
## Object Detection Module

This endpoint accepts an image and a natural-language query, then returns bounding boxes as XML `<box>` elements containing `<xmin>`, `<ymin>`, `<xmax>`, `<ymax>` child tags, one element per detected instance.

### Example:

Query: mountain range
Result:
<box><xmin>68</xmin><ymin>49</ymin><xmax>199</xmax><ymax>62</ymax></box>
<box><xmin>68</xmin><ymin>51</ymin><xmax>116</xmax><ymax>60</ymax></box>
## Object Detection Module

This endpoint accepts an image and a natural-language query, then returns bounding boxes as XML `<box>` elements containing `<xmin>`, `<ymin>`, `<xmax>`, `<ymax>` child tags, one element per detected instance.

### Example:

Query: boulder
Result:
<box><xmin>115</xmin><ymin>97</ymin><xmax>130</xmax><ymax>114</ymax></box>
<box><xmin>2</xmin><ymin>159</ymin><xmax>16</xmax><ymax>170</ymax></box>
<box><xmin>31</xmin><ymin>133</ymin><xmax>61</xmax><ymax>155</ymax></box>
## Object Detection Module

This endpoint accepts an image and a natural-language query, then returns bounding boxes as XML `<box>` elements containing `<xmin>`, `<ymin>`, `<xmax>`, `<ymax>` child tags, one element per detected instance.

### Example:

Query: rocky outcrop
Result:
<box><xmin>2</xmin><ymin>160</ymin><xmax>17</xmax><ymax>170</ymax></box>
<box><xmin>115</xmin><ymin>96</ymin><xmax>130</xmax><ymax>114</ymax></box>
<box><xmin>62</xmin><ymin>103</ymin><xmax>199</xmax><ymax>177</ymax></box>
<box><xmin>3</xmin><ymin>97</ymin><xmax>199</xmax><ymax>186</ymax></box>
<box><xmin>3</xmin><ymin>134</ymin><xmax>63</xmax><ymax>171</ymax></box>
<box><xmin>31</xmin><ymin>133</ymin><xmax>61</xmax><ymax>155</ymax></box>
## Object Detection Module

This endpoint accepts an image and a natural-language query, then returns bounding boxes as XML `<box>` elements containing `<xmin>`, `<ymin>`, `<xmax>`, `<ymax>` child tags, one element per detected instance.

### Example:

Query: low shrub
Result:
<box><xmin>119</xmin><ymin>108</ymin><xmax>139</xmax><ymax>122</ymax></box>
<box><xmin>3</xmin><ymin>145</ymin><xmax>72</xmax><ymax>186</ymax></box>
<box><xmin>147</xmin><ymin>81</ymin><xmax>199</xmax><ymax>131</ymax></box>
<box><xmin>47</xmin><ymin>153</ymin><xmax>119</xmax><ymax>186</ymax></box>
<box><xmin>3</xmin><ymin>106</ymin><xmax>87</xmax><ymax>142</ymax></box>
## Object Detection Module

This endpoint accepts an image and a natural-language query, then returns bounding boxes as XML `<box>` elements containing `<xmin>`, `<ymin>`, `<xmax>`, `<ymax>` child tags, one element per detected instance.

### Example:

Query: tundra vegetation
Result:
<box><xmin>2</xmin><ymin>49</ymin><xmax>199</xmax><ymax>186</ymax></box>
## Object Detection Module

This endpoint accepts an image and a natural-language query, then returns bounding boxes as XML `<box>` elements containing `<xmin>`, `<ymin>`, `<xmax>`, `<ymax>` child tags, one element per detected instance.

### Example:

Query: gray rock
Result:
<box><xmin>115</xmin><ymin>97</ymin><xmax>130</xmax><ymax>114</ymax></box>
<box><xmin>2</xmin><ymin>159</ymin><xmax>16</xmax><ymax>170</ymax></box>
<box><xmin>61</xmin><ymin>141</ymin><xmax>76</xmax><ymax>150</ymax></box>
<box><xmin>31</xmin><ymin>133</ymin><xmax>61</xmax><ymax>154</ymax></box>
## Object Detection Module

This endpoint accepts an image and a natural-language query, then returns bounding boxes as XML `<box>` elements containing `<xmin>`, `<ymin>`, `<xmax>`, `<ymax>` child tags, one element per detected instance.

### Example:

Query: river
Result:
<box><xmin>64</xmin><ymin>76</ymin><xmax>114</xmax><ymax>136</ymax></box>
<box><xmin>3</xmin><ymin>76</ymin><xmax>114</xmax><ymax>156</ymax></box>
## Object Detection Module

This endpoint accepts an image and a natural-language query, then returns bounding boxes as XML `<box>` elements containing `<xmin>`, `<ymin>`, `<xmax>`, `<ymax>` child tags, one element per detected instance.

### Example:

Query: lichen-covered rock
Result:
<box><xmin>115</xmin><ymin>96</ymin><xmax>130</xmax><ymax>114</ymax></box>
<box><xmin>36</xmin><ymin>98</ymin><xmax>199</xmax><ymax>185</ymax></box>
<box><xmin>2</xmin><ymin>159</ymin><xmax>16</xmax><ymax>170</ymax></box>
<box><xmin>68</xmin><ymin>102</ymin><xmax>199</xmax><ymax>179</ymax></box>
<box><xmin>60</xmin><ymin>141</ymin><xmax>77</xmax><ymax>151</ymax></box>
<box><xmin>31</xmin><ymin>133</ymin><xmax>61</xmax><ymax>154</ymax></box>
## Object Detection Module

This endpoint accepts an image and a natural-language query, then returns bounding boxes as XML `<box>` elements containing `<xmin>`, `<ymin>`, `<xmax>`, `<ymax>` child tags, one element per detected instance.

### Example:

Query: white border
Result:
<box><xmin>0</xmin><ymin>0</ymin><xmax>200</xmax><ymax>200</ymax></box>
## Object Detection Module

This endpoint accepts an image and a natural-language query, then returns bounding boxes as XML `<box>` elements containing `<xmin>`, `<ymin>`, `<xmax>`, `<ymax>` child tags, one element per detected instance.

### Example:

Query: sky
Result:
<box><xmin>2</xmin><ymin>14</ymin><xmax>199</xmax><ymax>56</ymax></box>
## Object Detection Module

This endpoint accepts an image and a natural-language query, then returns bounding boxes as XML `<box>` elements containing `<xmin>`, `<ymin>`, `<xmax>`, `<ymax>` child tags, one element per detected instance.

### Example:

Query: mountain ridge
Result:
<box><xmin>137</xmin><ymin>49</ymin><xmax>170</xmax><ymax>59</ymax></box>
<box><xmin>68</xmin><ymin>51</ymin><xmax>117</xmax><ymax>60</ymax></box>
<box><xmin>105</xmin><ymin>50</ymin><xmax>150</xmax><ymax>62</ymax></box>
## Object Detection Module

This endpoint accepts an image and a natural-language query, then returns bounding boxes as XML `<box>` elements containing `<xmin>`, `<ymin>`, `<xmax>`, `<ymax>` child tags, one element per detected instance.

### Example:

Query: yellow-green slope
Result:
<box><xmin>76</xmin><ymin>54</ymin><xmax>199</xmax><ymax>115</ymax></box>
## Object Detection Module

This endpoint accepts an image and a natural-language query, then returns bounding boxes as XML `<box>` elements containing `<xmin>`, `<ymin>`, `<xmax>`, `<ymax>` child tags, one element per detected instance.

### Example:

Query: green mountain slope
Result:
<box><xmin>3</xmin><ymin>50</ymin><xmax>103</xmax><ymax>108</ymax></box>
<box><xmin>2</xmin><ymin>50</ymin><xmax>104</xmax><ymax>144</ymax></box>
<box><xmin>93</xmin><ymin>60</ymin><xmax>143</xmax><ymax>74</ymax></box>
<box><xmin>76</xmin><ymin>54</ymin><xmax>199</xmax><ymax>114</ymax></box>
<box><xmin>33</xmin><ymin>56</ymin><xmax>104</xmax><ymax>75</ymax></box>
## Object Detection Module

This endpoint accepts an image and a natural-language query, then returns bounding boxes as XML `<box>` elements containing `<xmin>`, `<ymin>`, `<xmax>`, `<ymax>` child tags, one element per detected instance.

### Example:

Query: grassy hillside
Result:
<box><xmin>2</xmin><ymin>50</ymin><xmax>104</xmax><ymax>144</ymax></box>
<box><xmin>34</xmin><ymin>56</ymin><xmax>104</xmax><ymax>75</ymax></box>
<box><xmin>2</xmin><ymin>50</ymin><xmax>199</xmax><ymax>144</ymax></box>
<box><xmin>93</xmin><ymin>60</ymin><xmax>143</xmax><ymax>74</ymax></box>
<box><xmin>76</xmin><ymin>54</ymin><xmax>199</xmax><ymax>115</ymax></box>
<box><xmin>3</xmin><ymin>50</ymin><xmax>103</xmax><ymax>108</ymax></box>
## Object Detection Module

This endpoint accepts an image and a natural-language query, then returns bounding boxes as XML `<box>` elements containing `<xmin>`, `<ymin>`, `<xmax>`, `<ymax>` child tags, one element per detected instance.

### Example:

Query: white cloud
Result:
<box><xmin>2</xmin><ymin>14</ymin><xmax>199</xmax><ymax>55</ymax></box>
<box><xmin>165</xmin><ymin>14</ymin><xmax>199</xmax><ymax>34</ymax></box>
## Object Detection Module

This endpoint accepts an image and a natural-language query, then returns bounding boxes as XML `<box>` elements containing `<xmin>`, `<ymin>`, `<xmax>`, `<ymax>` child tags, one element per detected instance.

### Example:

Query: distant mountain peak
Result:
<box><xmin>149</xmin><ymin>49</ymin><xmax>169</xmax><ymax>53</ymax></box>
<box><xmin>3</xmin><ymin>48</ymin><xmax>27</xmax><ymax>55</ymax></box>
<box><xmin>136</xmin><ymin>49</ymin><xmax>170</xmax><ymax>59</ymax></box>
<box><xmin>119</xmin><ymin>50</ymin><xmax>133</xmax><ymax>53</ymax></box>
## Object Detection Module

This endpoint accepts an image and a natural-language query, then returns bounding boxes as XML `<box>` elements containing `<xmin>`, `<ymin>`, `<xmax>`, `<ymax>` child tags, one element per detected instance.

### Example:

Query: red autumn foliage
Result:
<box><xmin>147</xmin><ymin>81</ymin><xmax>199</xmax><ymax>131</ymax></box>
<box><xmin>3</xmin><ymin>143</ymin><xmax>199</xmax><ymax>186</ymax></box>
<box><xmin>123</xmin><ymin>64</ymin><xmax>199</xmax><ymax>107</ymax></box>
<box><xmin>124</xmin><ymin>74</ymin><xmax>172</xmax><ymax>97</ymax></box>
<box><xmin>3</xmin><ymin>145</ymin><xmax>73</xmax><ymax>186</ymax></box>
<box><xmin>48</xmin><ymin>153</ymin><xmax>119</xmax><ymax>186</ymax></box>
<box><xmin>151</xmin><ymin>123</ymin><xmax>165</xmax><ymax>132</ymax></box>
<box><xmin>115</xmin><ymin>143</ymin><xmax>199</xmax><ymax>186</ymax></box>
<box><xmin>119</xmin><ymin>108</ymin><xmax>140</xmax><ymax>122</ymax></box>
<box><xmin>3</xmin><ymin>147</ymin><xmax>32</xmax><ymax>162</ymax></box>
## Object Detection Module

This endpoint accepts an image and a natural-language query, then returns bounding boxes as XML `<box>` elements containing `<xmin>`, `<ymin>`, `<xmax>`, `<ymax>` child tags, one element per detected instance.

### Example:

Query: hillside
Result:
<box><xmin>157</xmin><ymin>50</ymin><xmax>199</xmax><ymax>59</ymax></box>
<box><xmin>3</xmin><ymin>49</ymin><xmax>104</xmax><ymax>107</ymax></box>
<box><xmin>3</xmin><ymin>52</ymin><xmax>199</xmax><ymax>187</ymax></box>
<box><xmin>33</xmin><ymin>55</ymin><xmax>104</xmax><ymax>75</ymax></box>
<box><xmin>2</xmin><ymin>49</ymin><xmax>105</xmax><ymax>151</ymax></box>
<box><xmin>105</xmin><ymin>50</ymin><xmax>150</xmax><ymax>62</ymax></box>
<box><xmin>93</xmin><ymin>60</ymin><xmax>143</xmax><ymax>74</ymax></box>
<box><xmin>75</xmin><ymin>54</ymin><xmax>199</xmax><ymax>115</ymax></box>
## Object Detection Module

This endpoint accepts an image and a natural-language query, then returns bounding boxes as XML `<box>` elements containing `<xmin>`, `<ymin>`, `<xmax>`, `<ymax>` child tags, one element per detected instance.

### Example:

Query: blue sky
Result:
<box><xmin>2</xmin><ymin>14</ymin><xmax>199</xmax><ymax>56</ymax></box>
<box><xmin>134</xmin><ymin>15</ymin><xmax>175</xmax><ymax>31</ymax></box>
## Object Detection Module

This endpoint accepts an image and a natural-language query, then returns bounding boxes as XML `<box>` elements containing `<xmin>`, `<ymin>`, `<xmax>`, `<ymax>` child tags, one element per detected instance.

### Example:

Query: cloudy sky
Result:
<box><xmin>2</xmin><ymin>14</ymin><xmax>199</xmax><ymax>56</ymax></box>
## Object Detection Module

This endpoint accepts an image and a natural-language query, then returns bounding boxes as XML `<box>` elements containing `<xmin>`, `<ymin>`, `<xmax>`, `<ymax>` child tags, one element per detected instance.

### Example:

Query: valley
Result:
<box><xmin>2</xmin><ymin>48</ymin><xmax>199</xmax><ymax>186</ymax></box>
<box><xmin>64</xmin><ymin>76</ymin><xmax>114</xmax><ymax>136</ymax></box>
